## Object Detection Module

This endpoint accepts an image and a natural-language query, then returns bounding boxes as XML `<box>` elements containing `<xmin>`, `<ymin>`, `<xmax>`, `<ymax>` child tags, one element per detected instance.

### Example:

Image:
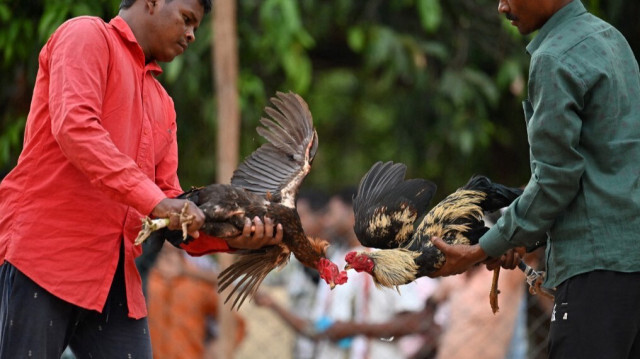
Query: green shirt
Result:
<box><xmin>479</xmin><ymin>0</ymin><xmax>640</xmax><ymax>288</ymax></box>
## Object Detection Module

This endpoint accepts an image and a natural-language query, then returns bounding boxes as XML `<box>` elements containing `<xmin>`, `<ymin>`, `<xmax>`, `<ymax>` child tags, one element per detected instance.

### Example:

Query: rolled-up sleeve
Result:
<box><xmin>480</xmin><ymin>53</ymin><xmax>586</xmax><ymax>257</ymax></box>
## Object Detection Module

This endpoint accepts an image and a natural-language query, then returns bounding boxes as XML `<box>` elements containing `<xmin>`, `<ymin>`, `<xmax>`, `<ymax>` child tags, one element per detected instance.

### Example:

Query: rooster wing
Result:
<box><xmin>353</xmin><ymin>161</ymin><xmax>437</xmax><ymax>249</ymax></box>
<box><xmin>231</xmin><ymin>91</ymin><xmax>318</xmax><ymax>208</ymax></box>
<box><xmin>217</xmin><ymin>92</ymin><xmax>321</xmax><ymax>309</ymax></box>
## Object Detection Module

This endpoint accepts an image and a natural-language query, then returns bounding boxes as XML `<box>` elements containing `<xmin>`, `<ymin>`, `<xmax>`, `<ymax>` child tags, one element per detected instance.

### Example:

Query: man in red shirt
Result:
<box><xmin>0</xmin><ymin>0</ymin><xmax>282</xmax><ymax>357</ymax></box>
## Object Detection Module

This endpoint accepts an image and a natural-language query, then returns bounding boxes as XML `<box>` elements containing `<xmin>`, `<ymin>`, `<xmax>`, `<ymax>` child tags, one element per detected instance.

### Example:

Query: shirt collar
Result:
<box><xmin>109</xmin><ymin>16</ymin><xmax>163</xmax><ymax>74</ymax></box>
<box><xmin>526</xmin><ymin>0</ymin><xmax>588</xmax><ymax>55</ymax></box>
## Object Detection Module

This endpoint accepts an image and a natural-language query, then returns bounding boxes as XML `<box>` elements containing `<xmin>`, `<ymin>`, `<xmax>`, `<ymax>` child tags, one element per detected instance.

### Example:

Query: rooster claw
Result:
<box><xmin>179</xmin><ymin>202</ymin><xmax>195</xmax><ymax>241</ymax></box>
<box><xmin>135</xmin><ymin>217</ymin><xmax>170</xmax><ymax>246</ymax></box>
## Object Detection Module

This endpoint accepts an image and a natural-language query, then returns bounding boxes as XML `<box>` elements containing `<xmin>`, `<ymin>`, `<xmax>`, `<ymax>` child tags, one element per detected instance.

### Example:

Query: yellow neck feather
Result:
<box><xmin>369</xmin><ymin>249</ymin><xmax>420</xmax><ymax>288</ymax></box>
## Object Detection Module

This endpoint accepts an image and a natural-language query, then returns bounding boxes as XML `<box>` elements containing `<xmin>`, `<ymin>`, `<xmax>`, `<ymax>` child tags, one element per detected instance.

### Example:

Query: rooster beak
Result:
<box><xmin>344</xmin><ymin>264</ymin><xmax>352</xmax><ymax>271</ymax></box>
<box><xmin>329</xmin><ymin>281</ymin><xmax>336</xmax><ymax>290</ymax></box>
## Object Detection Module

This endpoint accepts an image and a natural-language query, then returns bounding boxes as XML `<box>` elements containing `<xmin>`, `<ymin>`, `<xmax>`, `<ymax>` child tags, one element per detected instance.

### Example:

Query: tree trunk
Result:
<box><xmin>212</xmin><ymin>0</ymin><xmax>239</xmax><ymax>358</ymax></box>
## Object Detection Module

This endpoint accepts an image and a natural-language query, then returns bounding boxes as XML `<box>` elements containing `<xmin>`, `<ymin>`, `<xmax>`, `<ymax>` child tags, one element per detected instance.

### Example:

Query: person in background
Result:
<box><xmin>432</xmin><ymin>266</ymin><xmax>525</xmax><ymax>359</ymax></box>
<box><xmin>147</xmin><ymin>244</ymin><xmax>246</xmax><ymax>359</ymax></box>
<box><xmin>0</xmin><ymin>0</ymin><xmax>281</xmax><ymax>357</ymax></box>
<box><xmin>285</xmin><ymin>189</ymin><xmax>330</xmax><ymax>359</ymax></box>
<box><xmin>257</xmin><ymin>189</ymin><xmax>429</xmax><ymax>359</ymax></box>
<box><xmin>430</xmin><ymin>1</ymin><xmax>640</xmax><ymax>358</ymax></box>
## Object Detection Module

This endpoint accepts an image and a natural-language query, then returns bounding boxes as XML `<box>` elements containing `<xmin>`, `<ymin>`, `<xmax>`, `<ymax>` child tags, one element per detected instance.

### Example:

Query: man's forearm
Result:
<box><xmin>268</xmin><ymin>301</ymin><xmax>315</xmax><ymax>337</ymax></box>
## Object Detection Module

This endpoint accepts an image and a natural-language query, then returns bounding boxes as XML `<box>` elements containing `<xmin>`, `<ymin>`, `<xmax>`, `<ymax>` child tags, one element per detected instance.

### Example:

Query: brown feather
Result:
<box><xmin>307</xmin><ymin>237</ymin><xmax>330</xmax><ymax>257</ymax></box>
<box><xmin>218</xmin><ymin>244</ymin><xmax>291</xmax><ymax>310</ymax></box>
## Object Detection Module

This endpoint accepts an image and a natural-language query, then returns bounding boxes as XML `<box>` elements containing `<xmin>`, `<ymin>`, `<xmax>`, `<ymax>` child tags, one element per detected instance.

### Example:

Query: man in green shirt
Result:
<box><xmin>429</xmin><ymin>0</ymin><xmax>640</xmax><ymax>357</ymax></box>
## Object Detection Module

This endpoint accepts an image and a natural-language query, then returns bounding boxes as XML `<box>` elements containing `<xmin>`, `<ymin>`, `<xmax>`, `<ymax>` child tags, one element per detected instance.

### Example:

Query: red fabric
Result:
<box><xmin>179</xmin><ymin>232</ymin><xmax>233</xmax><ymax>256</ymax></box>
<box><xmin>0</xmin><ymin>16</ymin><xmax>207</xmax><ymax>318</ymax></box>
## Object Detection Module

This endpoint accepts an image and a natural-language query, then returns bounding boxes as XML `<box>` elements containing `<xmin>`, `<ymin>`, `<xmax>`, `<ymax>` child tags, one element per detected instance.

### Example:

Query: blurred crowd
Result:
<box><xmin>134</xmin><ymin>187</ymin><xmax>553</xmax><ymax>359</ymax></box>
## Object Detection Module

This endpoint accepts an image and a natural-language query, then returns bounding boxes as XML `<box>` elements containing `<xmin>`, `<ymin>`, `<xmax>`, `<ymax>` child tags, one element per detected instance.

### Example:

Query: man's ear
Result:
<box><xmin>145</xmin><ymin>0</ymin><xmax>158</xmax><ymax>14</ymax></box>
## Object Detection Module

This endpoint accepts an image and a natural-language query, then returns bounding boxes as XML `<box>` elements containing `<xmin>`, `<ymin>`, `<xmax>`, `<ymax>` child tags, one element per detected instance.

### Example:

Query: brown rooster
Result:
<box><xmin>135</xmin><ymin>92</ymin><xmax>348</xmax><ymax>309</ymax></box>
<box><xmin>344</xmin><ymin>161</ymin><xmax>523</xmax><ymax>312</ymax></box>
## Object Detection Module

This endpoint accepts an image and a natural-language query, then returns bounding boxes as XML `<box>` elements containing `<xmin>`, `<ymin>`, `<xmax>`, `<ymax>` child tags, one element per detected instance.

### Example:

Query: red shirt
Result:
<box><xmin>0</xmin><ymin>16</ymin><xmax>228</xmax><ymax>318</ymax></box>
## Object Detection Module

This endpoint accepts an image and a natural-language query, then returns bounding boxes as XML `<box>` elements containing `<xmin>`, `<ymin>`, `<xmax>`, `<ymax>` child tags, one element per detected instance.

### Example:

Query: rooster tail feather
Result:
<box><xmin>217</xmin><ymin>245</ymin><xmax>290</xmax><ymax>310</ymax></box>
<box><xmin>463</xmin><ymin>175</ymin><xmax>523</xmax><ymax>212</ymax></box>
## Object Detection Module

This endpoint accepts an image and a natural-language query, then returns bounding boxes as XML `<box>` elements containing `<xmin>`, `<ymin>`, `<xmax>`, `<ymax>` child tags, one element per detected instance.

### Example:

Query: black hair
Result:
<box><xmin>120</xmin><ymin>0</ymin><xmax>212</xmax><ymax>14</ymax></box>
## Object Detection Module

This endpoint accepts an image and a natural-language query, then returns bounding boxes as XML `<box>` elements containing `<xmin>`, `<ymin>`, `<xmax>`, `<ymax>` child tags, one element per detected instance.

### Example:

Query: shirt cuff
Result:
<box><xmin>131</xmin><ymin>178</ymin><xmax>167</xmax><ymax>216</ymax></box>
<box><xmin>479</xmin><ymin>225</ymin><xmax>513</xmax><ymax>258</ymax></box>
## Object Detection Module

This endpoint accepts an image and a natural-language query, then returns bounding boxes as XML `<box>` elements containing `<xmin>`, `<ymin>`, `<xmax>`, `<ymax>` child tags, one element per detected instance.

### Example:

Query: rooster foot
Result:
<box><xmin>529</xmin><ymin>276</ymin><xmax>555</xmax><ymax>300</ymax></box>
<box><xmin>489</xmin><ymin>267</ymin><xmax>501</xmax><ymax>314</ymax></box>
<box><xmin>134</xmin><ymin>202</ymin><xmax>195</xmax><ymax>246</ymax></box>
<box><xmin>179</xmin><ymin>202</ymin><xmax>196</xmax><ymax>241</ymax></box>
<box><xmin>134</xmin><ymin>217</ymin><xmax>170</xmax><ymax>246</ymax></box>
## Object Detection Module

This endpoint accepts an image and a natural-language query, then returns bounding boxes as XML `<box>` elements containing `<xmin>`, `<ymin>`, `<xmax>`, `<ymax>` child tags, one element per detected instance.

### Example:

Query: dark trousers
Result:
<box><xmin>0</xmin><ymin>250</ymin><xmax>152</xmax><ymax>359</ymax></box>
<box><xmin>548</xmin><ymin>270</ymin><xmax>640</xmax><ymax>359</ymax></box>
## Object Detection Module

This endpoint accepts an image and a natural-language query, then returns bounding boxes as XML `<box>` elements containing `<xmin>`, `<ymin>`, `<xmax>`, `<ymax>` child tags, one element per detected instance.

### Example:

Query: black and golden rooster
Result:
<box><xmin>344</xmin><ymin>161</ymin><xmax>523</xmax><ymax>313</ymax></box>
<box><xmin>135</xmin><ymin>92</ymin><xmax>347</xmax><ymax>309</ymax></box>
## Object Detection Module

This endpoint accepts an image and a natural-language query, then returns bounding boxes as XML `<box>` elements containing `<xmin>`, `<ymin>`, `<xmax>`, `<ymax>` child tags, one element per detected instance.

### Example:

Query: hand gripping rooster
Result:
<box><xmin>135</xmin><ymin>92</ymin><xmax>348</xmax><ymax>309</ymax></box>
<box><xmin>344</xmin><ymin>161</ymin><xmax>525</xmax><ymax>313</ymax></box>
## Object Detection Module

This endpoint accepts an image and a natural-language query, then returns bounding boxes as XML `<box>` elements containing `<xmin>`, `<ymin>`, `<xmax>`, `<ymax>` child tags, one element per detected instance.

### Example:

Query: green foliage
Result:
<box><xmin>1</xmin><ymin>0</ymin><xmax>637</xmax><ymax>199</ymax></box>
<box><xmin>0</xmin><ymin>115</ymin><xmax>25</xmax><ymax>167</ymax></box>
<box><xmin>417</xmin><ymin>0</ymin><xmax>442</xmax><ymax>34</ymax></box>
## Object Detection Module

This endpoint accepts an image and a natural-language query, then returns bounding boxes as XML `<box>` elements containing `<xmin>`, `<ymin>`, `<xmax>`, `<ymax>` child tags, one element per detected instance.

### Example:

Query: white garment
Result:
<box><xmin>312</xmin><ymin>247</ymin><xmax>424</xmax><ymax>359</ymax></box>
<box><xmin>286</xmin><ymin>258</ymin><xmax>320</xmax><ymax>359</ymax></box>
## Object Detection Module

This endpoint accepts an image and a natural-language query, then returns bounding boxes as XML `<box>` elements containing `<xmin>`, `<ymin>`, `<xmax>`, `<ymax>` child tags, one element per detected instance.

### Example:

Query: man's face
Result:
<box><xmin>147</xmin><ymin>0</ymin><xmax>204</xmax><ymax>62</ymax></box>
<box><xmin>498</xmin><ymin>0</ymin><xmax>555</xmax><ymax>35</ymax></box>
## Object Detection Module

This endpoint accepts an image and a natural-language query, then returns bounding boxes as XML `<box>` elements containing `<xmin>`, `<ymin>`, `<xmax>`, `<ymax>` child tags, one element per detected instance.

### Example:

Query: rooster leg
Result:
<box><xmin>517</xmin><ymin>260</ymin><xmax>555</xmax><ymax>300</ymax></box>
<box><xmin>134</xmin><ymin>203</ymin><xmax>195</xmax><ymax>245</ymax></box>
<box><xmin>134</xmin><ymin>217</ymin><xmax>170</xmax><ymax>245</ymax></box>
<box><xmin>489</xmin><ymin>267</ymin><xmax>501</xmax><ymax>314</ymax></box>
<box><xmin>531</xmin><ymin>276</ymin><xmax>555</xmax><ymax>300</ymax></box>
<box><xmin>179</xmin><ymin>202</ymin><xmax>196</xmax><ymax>240</ymax></box>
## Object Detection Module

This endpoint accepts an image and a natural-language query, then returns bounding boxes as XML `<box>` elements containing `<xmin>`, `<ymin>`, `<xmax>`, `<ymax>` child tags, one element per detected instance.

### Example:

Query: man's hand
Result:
<box><xmin>484</xmin><ymin>247</ymin><xmax>525</xmax><ymax>271</ymax></box>
<box><xmin>321</xmin><ymin>321</ymin><xmax>356</xmax><ymax>341</ymax></box>
<box><xmin>151</xmin><ymin>198</ymin><xmax>205</xmax><ymax>238</ymax></box>
<box><xmin>427</xmin><ymin>236</ymin><xmax>488</xmax><ymax>277</ymax></box>
<box><xmin>226</xmin><ymin>216</ymin><xmax>283</xmax><ymax>250</ymax></box>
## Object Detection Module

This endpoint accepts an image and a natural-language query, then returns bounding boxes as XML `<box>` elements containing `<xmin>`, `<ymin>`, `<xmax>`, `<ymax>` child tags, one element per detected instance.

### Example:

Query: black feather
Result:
<box><xmin>353</xmin><ymin>161</ymin><xmax>437</xmax><ymax>249</ymax></box>
<box><xmin>350</xmin><ymin>161</ymin><xmax>522</xmax><ymax>285</ymax></box>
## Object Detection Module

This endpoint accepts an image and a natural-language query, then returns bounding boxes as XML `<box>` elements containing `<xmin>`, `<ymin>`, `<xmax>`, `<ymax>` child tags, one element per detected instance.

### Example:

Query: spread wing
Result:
<box><xmin>353</xmin><ymin>161</ymin><xmax>437</xmax><ymax>249</ymax></box>
<box><xmin>231</xmin><ymin>92</ymin><xmax>318</xmax><ymax>209</ymax></box>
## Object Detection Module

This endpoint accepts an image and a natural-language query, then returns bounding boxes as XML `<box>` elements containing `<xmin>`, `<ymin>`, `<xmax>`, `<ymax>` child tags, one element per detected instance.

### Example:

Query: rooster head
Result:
<box><xmin>345</xmin><ymin>249</ymin><xmax>420</xmax><ymax>289</ymax></box>
<box><xmin>317</xmin><ymin>258</ymin><xmax>348</xmax><ymax>289</ymax></box>
<box><xmin>344</xmin><ymin>251</ymin><xmax>375</xmax><ymax>274</ymax></box>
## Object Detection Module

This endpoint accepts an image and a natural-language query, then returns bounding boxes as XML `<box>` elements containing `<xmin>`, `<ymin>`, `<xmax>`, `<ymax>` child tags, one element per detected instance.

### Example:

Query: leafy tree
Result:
<box><xmin>1</xmin><ymin>0</ymin><xmax>637</xmax><ymax>200</ymax></box>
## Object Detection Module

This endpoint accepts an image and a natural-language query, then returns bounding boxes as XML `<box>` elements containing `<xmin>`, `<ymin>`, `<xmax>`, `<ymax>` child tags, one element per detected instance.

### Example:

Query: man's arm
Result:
<box><xmin>321</xmin><ymin>309</ymin><xmax>436</xmax><ymax>341</ymax></box>
<box><xmin>255</xmin><ymin>291</ymin><xmax>438</xmax><ymax>342</ymax></box>
<box><xmin>254</xmin><ymin>291</ymin><xmax>316</xmax><ymax>337</ymax></box>
<box><xmin>480</xmin><ymin>53</ymin><xmax>586</xmax><ymax>257</ymax></box>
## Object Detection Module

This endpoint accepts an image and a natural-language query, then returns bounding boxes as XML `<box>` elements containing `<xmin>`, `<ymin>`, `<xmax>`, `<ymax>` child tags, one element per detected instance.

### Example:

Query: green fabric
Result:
<box><xmin>480</xmin><ymin>0</ymin><xmax>640</xmax><ymax>288</ymax></box>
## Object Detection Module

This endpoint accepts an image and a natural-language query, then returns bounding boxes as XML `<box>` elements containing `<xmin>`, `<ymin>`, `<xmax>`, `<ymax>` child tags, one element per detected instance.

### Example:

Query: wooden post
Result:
<box><xmin>212</xmin><ymin>0</ymin><xmax>239</xmax><ymax>358</ymax></box>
